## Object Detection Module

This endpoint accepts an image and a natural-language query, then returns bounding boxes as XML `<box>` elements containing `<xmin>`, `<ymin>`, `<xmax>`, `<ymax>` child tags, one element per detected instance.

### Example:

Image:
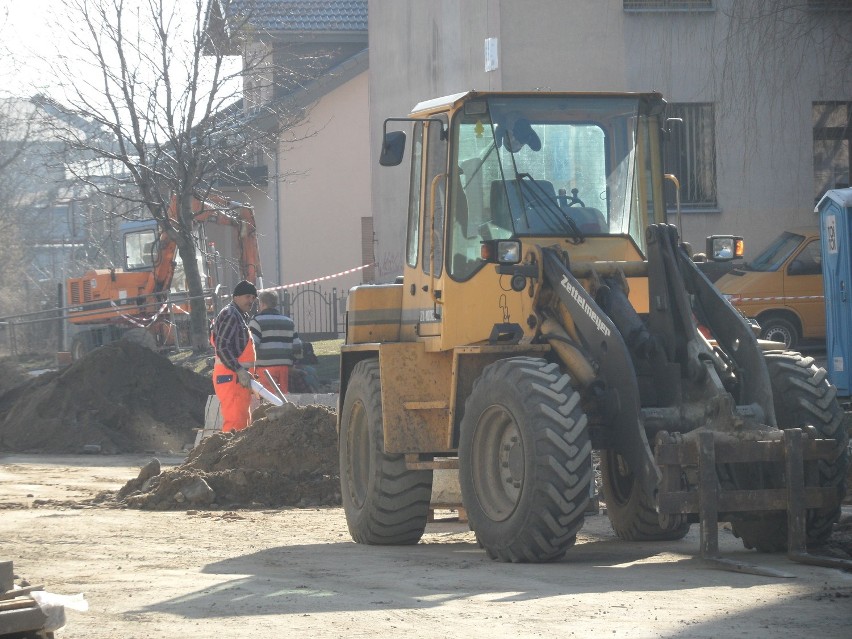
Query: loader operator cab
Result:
<box><xmin>383</xmin><ymin>92</ymin><xmax>668</xmax><ymax>285</ymax></box>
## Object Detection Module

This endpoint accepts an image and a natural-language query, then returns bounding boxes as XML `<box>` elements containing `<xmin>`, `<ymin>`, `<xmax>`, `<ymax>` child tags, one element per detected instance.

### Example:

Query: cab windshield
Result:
<box><xmin>448</xmin><ymin>95</ymin><xmax>663</xmax><ymax>280</ymax></box>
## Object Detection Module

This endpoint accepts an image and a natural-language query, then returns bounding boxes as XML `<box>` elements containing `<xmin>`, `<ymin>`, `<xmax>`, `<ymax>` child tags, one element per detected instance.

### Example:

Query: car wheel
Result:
<box><xmin>759</xmin><ymin>316</ymin><xmax>798</xmax><ymax>350</ymax></box>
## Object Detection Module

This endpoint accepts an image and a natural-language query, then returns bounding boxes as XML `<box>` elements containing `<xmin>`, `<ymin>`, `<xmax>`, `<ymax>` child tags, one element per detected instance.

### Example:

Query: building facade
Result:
<box><xmin>367</xmin><ymin>0</ymin><xmax>852</xmax><ymax>280</ymax></box>
<box><xmin>208</xmin><ymin>0</ymin><xmax>372</xmax><ymax>295</ymax></box>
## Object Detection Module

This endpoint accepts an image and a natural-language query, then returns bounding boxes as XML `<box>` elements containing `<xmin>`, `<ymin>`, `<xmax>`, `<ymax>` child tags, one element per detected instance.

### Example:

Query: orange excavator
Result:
<box><xmin>64</xmin><ymin>194</ymin><xmax>262</xmax><ymax>360</ymax></box>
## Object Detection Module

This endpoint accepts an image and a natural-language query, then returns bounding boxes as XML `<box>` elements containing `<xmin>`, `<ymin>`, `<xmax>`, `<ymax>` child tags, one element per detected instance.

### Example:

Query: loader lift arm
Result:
<box><xmin>540</xmin><ymin>247</ymin><xmax>659</xmax><ymax>498</ymax></box>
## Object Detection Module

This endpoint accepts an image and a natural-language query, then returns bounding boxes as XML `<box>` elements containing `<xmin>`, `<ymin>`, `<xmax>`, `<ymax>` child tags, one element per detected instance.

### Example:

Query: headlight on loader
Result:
<box><xmin>481</xmin><ymin>239</ymin><xmax>521</xmax><ymax>264</ymax></box>
<box><xmin>705</xmin><ymin>235</ymin><xmax>744</xmax><ymax>262</ymax></box>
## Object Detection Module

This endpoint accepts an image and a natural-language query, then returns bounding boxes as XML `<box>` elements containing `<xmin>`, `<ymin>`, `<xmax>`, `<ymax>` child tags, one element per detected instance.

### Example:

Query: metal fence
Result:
<box><xmin>0</xmin><ymin>282</ymin><xmax>347</xmax><ymax>359</ymax></box>
<box><xmin>279</xmin><ymin>284</ymin><xmax>347</xmax><ymax>341</ymax></box>
<box><xmin>0</xmin><ymin>289</ymin><xmax>223</xmax><ymax>358</ymax></box>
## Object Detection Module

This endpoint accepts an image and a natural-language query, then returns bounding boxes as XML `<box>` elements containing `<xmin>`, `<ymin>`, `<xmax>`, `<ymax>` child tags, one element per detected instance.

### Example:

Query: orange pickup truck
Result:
<box><xmin>714</xmin><ymin>227</ymin><xmax>823</xmax><ymax>349</ymax></box>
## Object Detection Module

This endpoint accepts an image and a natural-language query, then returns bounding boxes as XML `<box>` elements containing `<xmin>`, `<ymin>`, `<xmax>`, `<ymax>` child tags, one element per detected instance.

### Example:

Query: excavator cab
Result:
<box><xmin>122</xmin><ymin>220</ymin><xmax>158</xmax><ymax>270</ymax></box>
<box><xmin>119</xmin><ymin>218</ymin><xmax>210</xmax><ymax>293</ymax></box>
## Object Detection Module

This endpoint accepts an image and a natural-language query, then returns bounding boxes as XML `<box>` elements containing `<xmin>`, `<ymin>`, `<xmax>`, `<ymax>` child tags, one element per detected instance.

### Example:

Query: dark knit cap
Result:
<box><xmin>233</xmin><ymin>280</ymin><xmax>257</xmax><ymax>297</ymax></box>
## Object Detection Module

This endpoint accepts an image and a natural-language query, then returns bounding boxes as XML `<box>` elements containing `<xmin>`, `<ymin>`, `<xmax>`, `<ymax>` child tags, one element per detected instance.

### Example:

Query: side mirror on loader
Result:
<box><xmin>379</xmin><ymin>130</ymin><xmax>406</xmax><ymax>166</ymax></box>
<box><xmin>705</xmin><ymin>235</ymin><xmax>744</xmax><ymax>262</ymax></box>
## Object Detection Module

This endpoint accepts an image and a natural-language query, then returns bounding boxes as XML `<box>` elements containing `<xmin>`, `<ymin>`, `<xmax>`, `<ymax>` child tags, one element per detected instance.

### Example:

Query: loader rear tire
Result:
<box><xmin>459</xmin><ymin>357</ymin><xmax>591</xmax><ymax>563</ymax></box>
<box><xmin>600</xmin><ymin>450</ymin><xmax>690</xmax><ymax>541</ymax></box>
<box><xmin>339</xmin><ymin>359</ymin><xmax>433</xmax><ymax>545</ymax></box>
<box><xmin>730</xmin><ymin>351</ymin><xmax>848</xmax><ymax>552</ymax></box>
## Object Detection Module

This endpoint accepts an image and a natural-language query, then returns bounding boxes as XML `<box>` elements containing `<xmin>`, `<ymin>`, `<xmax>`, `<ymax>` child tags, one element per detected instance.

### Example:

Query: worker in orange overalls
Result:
<box><xmin>210</xmin><ymin>280</ymin><xmax>257</xmax><ymax>432</ymax></box>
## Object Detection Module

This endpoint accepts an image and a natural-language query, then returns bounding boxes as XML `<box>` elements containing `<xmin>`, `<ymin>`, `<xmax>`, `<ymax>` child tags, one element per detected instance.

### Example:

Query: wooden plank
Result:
<box><xmin>0</xmin><ymin>598</ymin><xmax>38</xmax><ymax>612</ymax></box>
<box><xmin>0</xmin><ymin>606</ymin><xmax>47</xmax><ymax>635</ymax></box>
<box><xmin>428</xmin><ymin>506</ymin><xmax>468</xmax><ymax>523</ymax></box>
<box><xmin>1</xmin><ymin>585</ymin><xmax>45</xmax><ymax>601</ymax></box>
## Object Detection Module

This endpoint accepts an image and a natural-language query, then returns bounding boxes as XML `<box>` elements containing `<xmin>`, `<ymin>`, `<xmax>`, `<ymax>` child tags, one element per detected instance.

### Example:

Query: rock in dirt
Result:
<box><xmin>0</xmin><ymin>341</ymin><xmax>211</xmax><ymax>454</ymax></box>
<box><xmin>138</xmin><ymin>458</ymin><xmax>162</xmax><ymax>482</ymax></box>
<box><xmin>115</xmin><ymin>403</ymin><xmax>341</xmax><ymax>510</ymax></box>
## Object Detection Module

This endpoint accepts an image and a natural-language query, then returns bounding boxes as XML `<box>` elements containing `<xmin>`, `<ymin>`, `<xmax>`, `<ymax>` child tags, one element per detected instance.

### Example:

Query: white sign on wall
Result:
<box><xmin>485</xmin><ymin>37</ymin><xmax>499</xmax><ymax>72</ymax></box>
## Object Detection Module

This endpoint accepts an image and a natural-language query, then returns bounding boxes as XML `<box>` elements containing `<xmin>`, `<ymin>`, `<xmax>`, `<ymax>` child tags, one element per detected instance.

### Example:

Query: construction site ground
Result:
<box><xmin>0</xmin><ymin>341</ymin><xmax>851</xmax><ymax>637</ymax></box>
<box><xmin>0</xmin><ymin>456</ymin><xmax>850</xmax><ymax>639</ymax></box>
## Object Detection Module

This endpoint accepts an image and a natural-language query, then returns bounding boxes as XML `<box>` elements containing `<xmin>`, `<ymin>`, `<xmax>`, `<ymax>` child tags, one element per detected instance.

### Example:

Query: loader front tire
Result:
<box><xmin>731</xmin><ymin>351</ymin><xmax>848</xmax><ymax>552</ymax></box>
<box><xmin>459</xmin><ymin>357</ymin><xmax>591</xmax><ymax>563</ymax></box>
<box><xmin>600</xmin><ymin>449</ymin><xmax>690</xmax><ymax>541</ymax></box>
<box><xmin>339</xmin><ymin>359</ymin><xmax>433</xmax><ymax>545</ymax></box>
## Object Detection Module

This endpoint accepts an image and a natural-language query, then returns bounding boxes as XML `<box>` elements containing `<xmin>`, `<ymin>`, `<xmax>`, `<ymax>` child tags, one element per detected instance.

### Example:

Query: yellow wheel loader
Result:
<box><xmin>338</xmin><ymin>92</ymin><xmax>848</xmax><ymax>568</ymax></box>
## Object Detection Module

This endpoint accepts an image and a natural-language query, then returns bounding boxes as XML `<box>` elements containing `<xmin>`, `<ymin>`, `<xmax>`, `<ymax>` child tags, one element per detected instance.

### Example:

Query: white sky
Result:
<box><xmin>1</xmin><ymin>0</ymin><xmax>70</xmax><ymax>97</ymax></box>
<box><xmin>0</xmin><ymin>0</ymin><xmax>241</xmax><ymax>104</ymax></box>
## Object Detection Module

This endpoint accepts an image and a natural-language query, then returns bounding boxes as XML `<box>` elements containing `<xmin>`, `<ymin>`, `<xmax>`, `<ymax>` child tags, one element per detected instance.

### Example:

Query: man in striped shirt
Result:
<box><xmin>249</xmin><ymin>290</ymin><xmax>302</xmax><ymax>395</ymax></box>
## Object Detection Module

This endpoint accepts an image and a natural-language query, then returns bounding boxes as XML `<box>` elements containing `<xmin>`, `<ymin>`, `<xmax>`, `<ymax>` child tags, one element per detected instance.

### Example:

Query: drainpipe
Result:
<box><xmin>274</xmin><ymin>141</ymin><xmax>282</xmax><ymax>286</ymax></box>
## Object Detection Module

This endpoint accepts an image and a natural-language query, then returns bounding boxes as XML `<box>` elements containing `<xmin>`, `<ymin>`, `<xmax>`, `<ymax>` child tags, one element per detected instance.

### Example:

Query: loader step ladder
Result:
<box><xmin>654</xmin><ymin>428</ymin><xmax>852</xmax><ymax>576</ymax></box>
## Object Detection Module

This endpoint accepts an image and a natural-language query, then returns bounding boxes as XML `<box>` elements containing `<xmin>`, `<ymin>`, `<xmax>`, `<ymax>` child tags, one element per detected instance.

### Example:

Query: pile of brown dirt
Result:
<box><xmin>113</xmin><ymin>403</ymin><xmax>340</xmax><ymax>510</ymax></box>
<box><xmin>0</xmin><ymin>341</ymin><xmax>211</xmax><ymax>454</ymax></box>
<box><xmin>0</xmin><ymin>356</ymin><xmax>30</xmax><ymax>395</ymax></box>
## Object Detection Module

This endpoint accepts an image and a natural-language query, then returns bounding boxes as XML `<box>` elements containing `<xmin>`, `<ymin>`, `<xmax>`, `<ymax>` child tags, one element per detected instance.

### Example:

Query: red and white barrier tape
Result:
<box><xmin>261</xmin><ymin>263</ymin><xmax>374</xmax><ymax>292</ymax></box>
<box><xmin>107</xmin><ymin>300</ymin><xmax>170</xmax><ymax>328</ymax></box>
<box><xmin>732</xmin><ymin>295</ymin><xmax>824</xmax><ymax>303</ymax></box>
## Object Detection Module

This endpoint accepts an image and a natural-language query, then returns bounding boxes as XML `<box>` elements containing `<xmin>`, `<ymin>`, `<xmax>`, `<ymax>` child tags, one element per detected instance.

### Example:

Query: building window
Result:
<box><xmin>664</xmin><ymin>103</ymin><xmax>717</xmax><ymax>209</ymax></box>
<box><xmin>624</xmin><ymin>0</ymin><xmax>713</xmax><ymax>11</ymax></box>
<box><xmin>813</xmin><ymin>102</ymin><xmax>851</xmax><ymax>202</ymax></box>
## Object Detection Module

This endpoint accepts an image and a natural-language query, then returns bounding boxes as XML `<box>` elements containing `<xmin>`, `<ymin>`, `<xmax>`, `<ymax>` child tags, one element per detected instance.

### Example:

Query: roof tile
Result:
<box><xmin>227</xmin><ymin>0</ymin><xmax>368</xmax><ymax>32</ymax></box>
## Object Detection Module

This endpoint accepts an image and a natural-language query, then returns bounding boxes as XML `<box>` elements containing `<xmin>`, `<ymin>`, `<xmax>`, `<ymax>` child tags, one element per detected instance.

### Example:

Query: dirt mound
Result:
<box><xmin>0</xmin><ymin>341</ymin><xmax>211</xmax><ymax>454</ymax></box>
<box><xmin>114</xmin><ymin>403</ymin><xmax>340</xmax><ymax>510</ymax></box>
<box><xmin>0</xmin><ymin>356</ymin><xmax>31</xmax><ymax>395</ymax></box>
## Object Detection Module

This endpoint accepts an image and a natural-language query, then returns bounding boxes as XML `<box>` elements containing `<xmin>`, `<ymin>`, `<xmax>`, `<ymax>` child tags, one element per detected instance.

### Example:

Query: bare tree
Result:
<box><xmin>0</xmin><ymin>98</ymin><xmax>59</xmax><ymax>319</ymax></box>
<box><xmin>715</xmin><ymin>0</ymin><xmax>851</xmax><ymax>190</ymax></box>
<box><xmin>43</xmin><ymin>0</ymin><xmax>319</xmax><ymax>350</ymax></box>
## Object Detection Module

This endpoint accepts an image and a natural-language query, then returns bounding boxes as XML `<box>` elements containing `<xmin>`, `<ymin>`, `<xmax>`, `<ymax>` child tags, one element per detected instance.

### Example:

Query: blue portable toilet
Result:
<box><xmin>818</xmin><ymin>187</ymin><xmax>852</xmax><ymax>396</ymax></box>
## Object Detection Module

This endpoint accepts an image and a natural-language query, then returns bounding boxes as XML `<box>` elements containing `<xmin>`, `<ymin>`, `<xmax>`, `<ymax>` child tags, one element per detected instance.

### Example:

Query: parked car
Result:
<box><xmin>714</xmin><ymin>227</ymin><xmax>823</xmax><ymax>349</ymax></box>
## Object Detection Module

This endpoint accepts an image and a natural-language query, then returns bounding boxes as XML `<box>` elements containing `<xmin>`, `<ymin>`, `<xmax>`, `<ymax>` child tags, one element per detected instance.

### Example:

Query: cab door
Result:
<box><xmin>783</xmin><ymin>237</ymin><xmax>826</xmax><ymax>338</ymax></box>
<box><xmin>401</xmin><ymin>114</ymin><xmax>449</xmax><ymax>340</ymax></box>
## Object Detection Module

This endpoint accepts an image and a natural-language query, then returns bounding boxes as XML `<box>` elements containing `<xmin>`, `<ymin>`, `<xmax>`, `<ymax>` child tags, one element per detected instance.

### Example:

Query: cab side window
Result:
<box><xmin>788</xmin><ymin>240</ymin><xmax>822</xmax><ymax>276</ymax></box>
<box><xmin>422</xmin><ymin>117</ymin><xmax>448</xmax><ymax>277</ymax></box>
<box><xmin>406</xmin><ymin>122</ymin><xmax>424</xmax><ymax>268</ymax></box>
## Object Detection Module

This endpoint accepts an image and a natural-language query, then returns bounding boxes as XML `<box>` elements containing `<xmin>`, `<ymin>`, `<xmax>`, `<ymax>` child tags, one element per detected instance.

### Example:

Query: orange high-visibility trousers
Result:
<box><xmin>256</xmin><ymin>365</ymin><xmax>289</xmax><ymax>395</ymax></box>
<box><xmin>212</xmin><ymin>339</ymin><xmax>256</xmax><ymax>433</ymax></box>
